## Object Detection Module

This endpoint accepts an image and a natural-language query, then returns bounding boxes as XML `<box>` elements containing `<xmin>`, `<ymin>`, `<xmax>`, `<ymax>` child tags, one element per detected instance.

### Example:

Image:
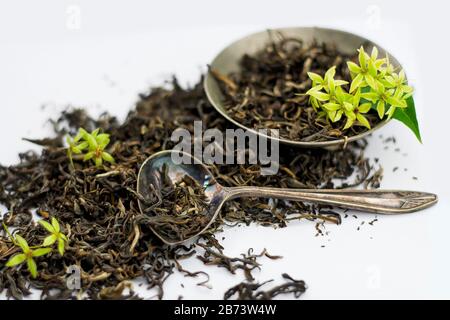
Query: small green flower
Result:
<box><xmin>367</xmin><ymin>46</ymin><xmax>387</xmax><ymax>69</ymax></box>
<box><xmin>321</xmin><ymin>86</ymin><xmax>352</xmax><ymax>123</ymax></box>
<box><xmin>82</xmin><ymin>129</ymin><xmax>115</xmax><ymax>167</ymax></box>
<box><xmin>341</xmin><ymin>89</ymin><xmax>372</xmax><ymax>129</ymax></box>
<box><xmin>361</xmin><ymin>83</ymin><xmax>407</xmax><ymax>119</ymax></box>
<box><xmin>383</xmin><ymin>69</ymin><xmax>414</xmax><ymax>98</ymax></box>
<box><xmin>306</xmin><ymin>86</ymin><xmax>331</xmax><ymax>102</ymax></box>
<box><xmin>5</xmin><ymin>235</ymin><xmax>52</xmax><ymax>278</ymax></box>
<box><xmin>303</xmin><ymin>45</ymin><xmax>417</xmax><ymax>134</ymax></box>
<box><xmin>347</xmin><ymin>46</ymin><xmax>383</xmax><ymax>93</ymax></box>
<box><xmin>39</xmin><ymin>217</ymin><xmax>68</xmax><ymax>256</ymax></box>
<box><xmin>66</xmin><ymin>128</ymin><xmax>89</xmax><ymax>167</ymax></box>
<box><xmin>65</xmin><ymin>128</ymin><xmax>115</xmax><ymax>168</ymax></box>
<box><xmin>307</xmin><ymin>66</ymin><xmax>348</xmax><ymax>93</ymax></box>
<box><xmin>385</xmin><ymin>90</ymin><xmax>409</xmax><ymax>119</ymax></box>
<box><xmin>306</xmin><ymin>67</ymin><xmax>348</xmax><ymax>110</ymax></box>
<box><xmin>381</xmin><ymin>54</ymin><xmax>396</xmax><ymax>77</ymax></box>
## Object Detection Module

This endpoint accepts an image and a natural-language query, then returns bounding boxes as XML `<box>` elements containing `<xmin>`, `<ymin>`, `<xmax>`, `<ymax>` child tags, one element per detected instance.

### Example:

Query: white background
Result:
<box><xmin>0</xmin><ymin>0</ymin><xmax>449</xmax><ymax>299</ymax></box>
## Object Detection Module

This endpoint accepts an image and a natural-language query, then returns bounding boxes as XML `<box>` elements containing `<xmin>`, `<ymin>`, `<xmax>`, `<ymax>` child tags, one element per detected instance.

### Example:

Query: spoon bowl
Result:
<box><xmin>137</xmin><ymin>150</ymin><xmax>438</xmax><ymax>245</ymax></box>
<box><xmin>137</xmin><ymin>150</ymin><xmax>228</xmax><ymax>245</ymax></box>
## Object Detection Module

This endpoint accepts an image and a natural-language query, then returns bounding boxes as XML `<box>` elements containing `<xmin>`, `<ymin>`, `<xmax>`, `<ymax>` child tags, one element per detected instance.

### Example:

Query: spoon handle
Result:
<box><xmin>225</xmin><ymin>187</ymin><xmax>438</xmax><ymax>214</ymax></box>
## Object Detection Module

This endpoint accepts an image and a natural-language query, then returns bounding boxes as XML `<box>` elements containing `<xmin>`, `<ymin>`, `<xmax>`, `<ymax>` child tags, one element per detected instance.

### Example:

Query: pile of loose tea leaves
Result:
<box><xmin>224</xmin><ymin>273</ymin><xmax>306</xmax><ymax>300</ymax></box>
<box><xmin>142</xmin><ymin>163</ymin><xmax>210</xmax><ymax>243</ymax></box>
<box><xmin>0</xmin><ymin>76</ymin><xmax>382</xmax><ymax>300</ymax></box>
<box><xmin>212</xmin><ymin>34</ymin><xmax>381</xmax><ymax>141</ymax></box>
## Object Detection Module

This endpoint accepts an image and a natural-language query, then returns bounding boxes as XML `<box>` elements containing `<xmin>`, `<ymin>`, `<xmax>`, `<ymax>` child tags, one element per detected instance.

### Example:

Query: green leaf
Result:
<box><xmin>27</xmin><ymin>258</ymin><xmax>37</xmax><ymax>278</ymax></box>
<box><xmin>335</xmin><ymin>86</ymin><xmax>345</xmax><ymax>102</ymax></box>
<box><xmin>350</xmin><ymin>74</ymin><xmax>364</xmax><ymax>93</ymax></box>
<box><xmin>392</xmin><ymin>96</ymin><xmax>422</xmax><ymax>143</ymax></box>
<box><xmin>365</xmin><ymin>74</ymin><xmax>378</xmax><ymax>90</ymax></box>
<box><xmin>343</xmin><ymin>102</ymin><xmax>354</xmax><ymax>112</ymax></box>
<box><xmin>77</xmin><ymin>141</ymin><xmax>89</xmax><ymax>151</ymax></box>
<box><xmin>367</xmin><ymin>59</ymin><xmax>377</xmax><ymax>77</ymax></box>
<box><xmin>361</xmin><ymin>91</ymin><xmax>378</xmax><ymax>102</ymax></box>
<box><xmin>381</xmin><ymin>77</ymin><xmax>395</xmax><ymax>88</ymax></box>
<box><xmin>376</xmin><ymin>100</ymin><xmax>385</xmax><ymax>118</ymax></box>
<box><xmin>347</xmin><ymin>61</ymin><xmax>361</xmax><ymax>74</ymax></box>
<box><xmin>74</xmin><ymin>128</ymin><xmax>87</xmax><ymax>142</ymax></box>
<box><xmin>327</xmin><ymin>110</ymin><xmax>337</xmax><ymax>122</ymax></box>
<box><xmin>401</xmin><ymin>85</ymin><xmax>414</xmax><ymax>94</ymax></box>
<box><xmin>398</xmin><ymin>69</ymin><xmax>406</xmax><ymax>82</ymax></box>
<box><xmin>358</xmin><ymin>103</ymin><xmax>372</xmax><ymax>113</ymax></box>
<box><xmin>15</xmin><ymin>235</ymin><xmax>29</xmax><ymax>252</ymax></box>
<box><xmin>58</xmin><ymin>239</ymin><xmax>65</xmax><ymax>256</ymax></box>
<box><xmin>322</xmin><ymin>103</ymin><xmax>341</xmax><ymax>111</ymax></box>
<box><xmin>386</xmin><ymin>106</ymin><xmax>396</xmax><ymax>119</ymax></box>
<box><xmin>371</xmin><ymin>47</ymin><xmax>379</xmax><ymax>60</ymax></box>
<box><xmin>352</xmin><ymin>88</ymin><xmax>361</xmax><ymax>106</ymax></box>
<box><xmin>334</xmin><ymin>80</ymin><xmax>348</xmax><ymax>86</ymax></box>
<box><xmin>375</xmin><ymin>58</ymin><xmax>386</xmax><ymax>69</ymax></box>
<box><xmin>307</xmin><ymin>72</ymin><xmax>323</xmax><ymax>84</ymax></box>
<box><xmin>39</xmin><ymin>220</ymin><xmax>54</xmax><ymax>233</ymax></box>
<box><xmin>358</xmin><ymin>46</ymin><xmax>368</xmax><ymax>68</ymax></box>
<box><xmin>84</xmin><ymin>133</ymin><xmax>98</xmax><ymax>150</ymax></box>
<box><xmin>356</xmin><ymin>113</ymin><xmax>371</xmax><ymax>129</ymax></box>
<box><xmin>344</xmin><ymin>110</ymin><xmax>356</xmax><ymax>121</ymax></box>
<box><xmin>2</xmin><ymin>223</ymin><xmax>15</xmax><ymax>244</ymax></box>
<box><xmin>32</xmin><ymin>247</ymin><xmax>52</xmax><ymax>257</ymax></box>
<box><xmin>324</xmin><ymin>66</ymin><xmax>336</xmax><ymax>81</ymax></box>
<box><xmin>96</xmin><ymin>134</ymin><xmax>110</xmax><ymax>149</ymax></box>
<box><xmin>91</xmin><ymin>128</ymin><xmax>100</xmax><ymax>137</ymax></box>
<box><xmin>386</xmin><ymin>95</ymin><xmax>407</xmax><ymax>108</ymax></box>
<box><xmin>43</xmin><ymin>234</ymin><xmax>57</xmax><ymax>246</ymax></box>
<box><xmin>310</xmin><ymin>96</ymin><xmax>321</xmax><ymax>110</ymax></box>
<box><xmin>101</xmin><ymin>152</ymin><xmax>115</xmax><ymax>164</ymax></box>
<box><xmin>327</xmin><ymin>76</ymin><xmax>336</xmax><ymax>95</ymax></box>
<box><xmin>6</xmin><ymin>253</ymin><xmax>27</xmax><ymax>267</ymax></box>
<box><xmin>334</xmin><ymin>110</ymin><xmax>343</xmax><ymax>122</ymax></box>
<box><xmin>343</xmin><ymin>117</ymin><xmax>354</xmax><ymax>130</ymax></box>
<box><xmin>83</xmin><ymin>151</ymin><xmax>95</xmax><ymax>161</ymax></box>
<box><xmin>95</xmin><ymin>157</ymin><xmax>103</xmax><ymax>167</ymax></box>
<box><xmin>71</xmin><ymin>146</ymin><xmax>82</xmax><ymax>154</ymax></box>
<box><xmin>51</xmin><ymin>217</ymin><xmax>60</xmax><ymax>233</ymax></box>
<box><xmin>307</xmin><ymin>89</ymin><xmax>330</xmax><ymax>102</ymax></box>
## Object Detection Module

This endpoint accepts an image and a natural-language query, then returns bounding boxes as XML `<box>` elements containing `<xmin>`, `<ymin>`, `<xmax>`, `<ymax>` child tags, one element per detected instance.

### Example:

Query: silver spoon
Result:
<box><xmin>137</xmin><ymin>150</ymin><xmax>438</xmax><ymax>245</ymax></box>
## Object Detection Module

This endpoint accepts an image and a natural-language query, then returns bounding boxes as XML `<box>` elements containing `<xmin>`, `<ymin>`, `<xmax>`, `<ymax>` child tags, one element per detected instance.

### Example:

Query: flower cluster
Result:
<box><xmin>4</xmin><ymin>217</ymin><xmax>68</xmax><ymax>278</ymax></box>
<box><xmin>67</xmin><ymin>128</ymin><xmax>115</xmax><ymax>168</ymax></box>
<box><xmin>306</xmin><ymin>46</ymin><xmax>413</xmax><ymax>129</ymax></box>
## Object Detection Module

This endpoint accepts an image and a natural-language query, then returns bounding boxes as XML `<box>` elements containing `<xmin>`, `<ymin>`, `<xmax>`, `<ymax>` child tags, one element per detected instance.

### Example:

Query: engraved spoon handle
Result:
<box><xmin>225</xmin><ymin>187</ymin><xmax>438</xmax><ymax>214</ymax></box>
